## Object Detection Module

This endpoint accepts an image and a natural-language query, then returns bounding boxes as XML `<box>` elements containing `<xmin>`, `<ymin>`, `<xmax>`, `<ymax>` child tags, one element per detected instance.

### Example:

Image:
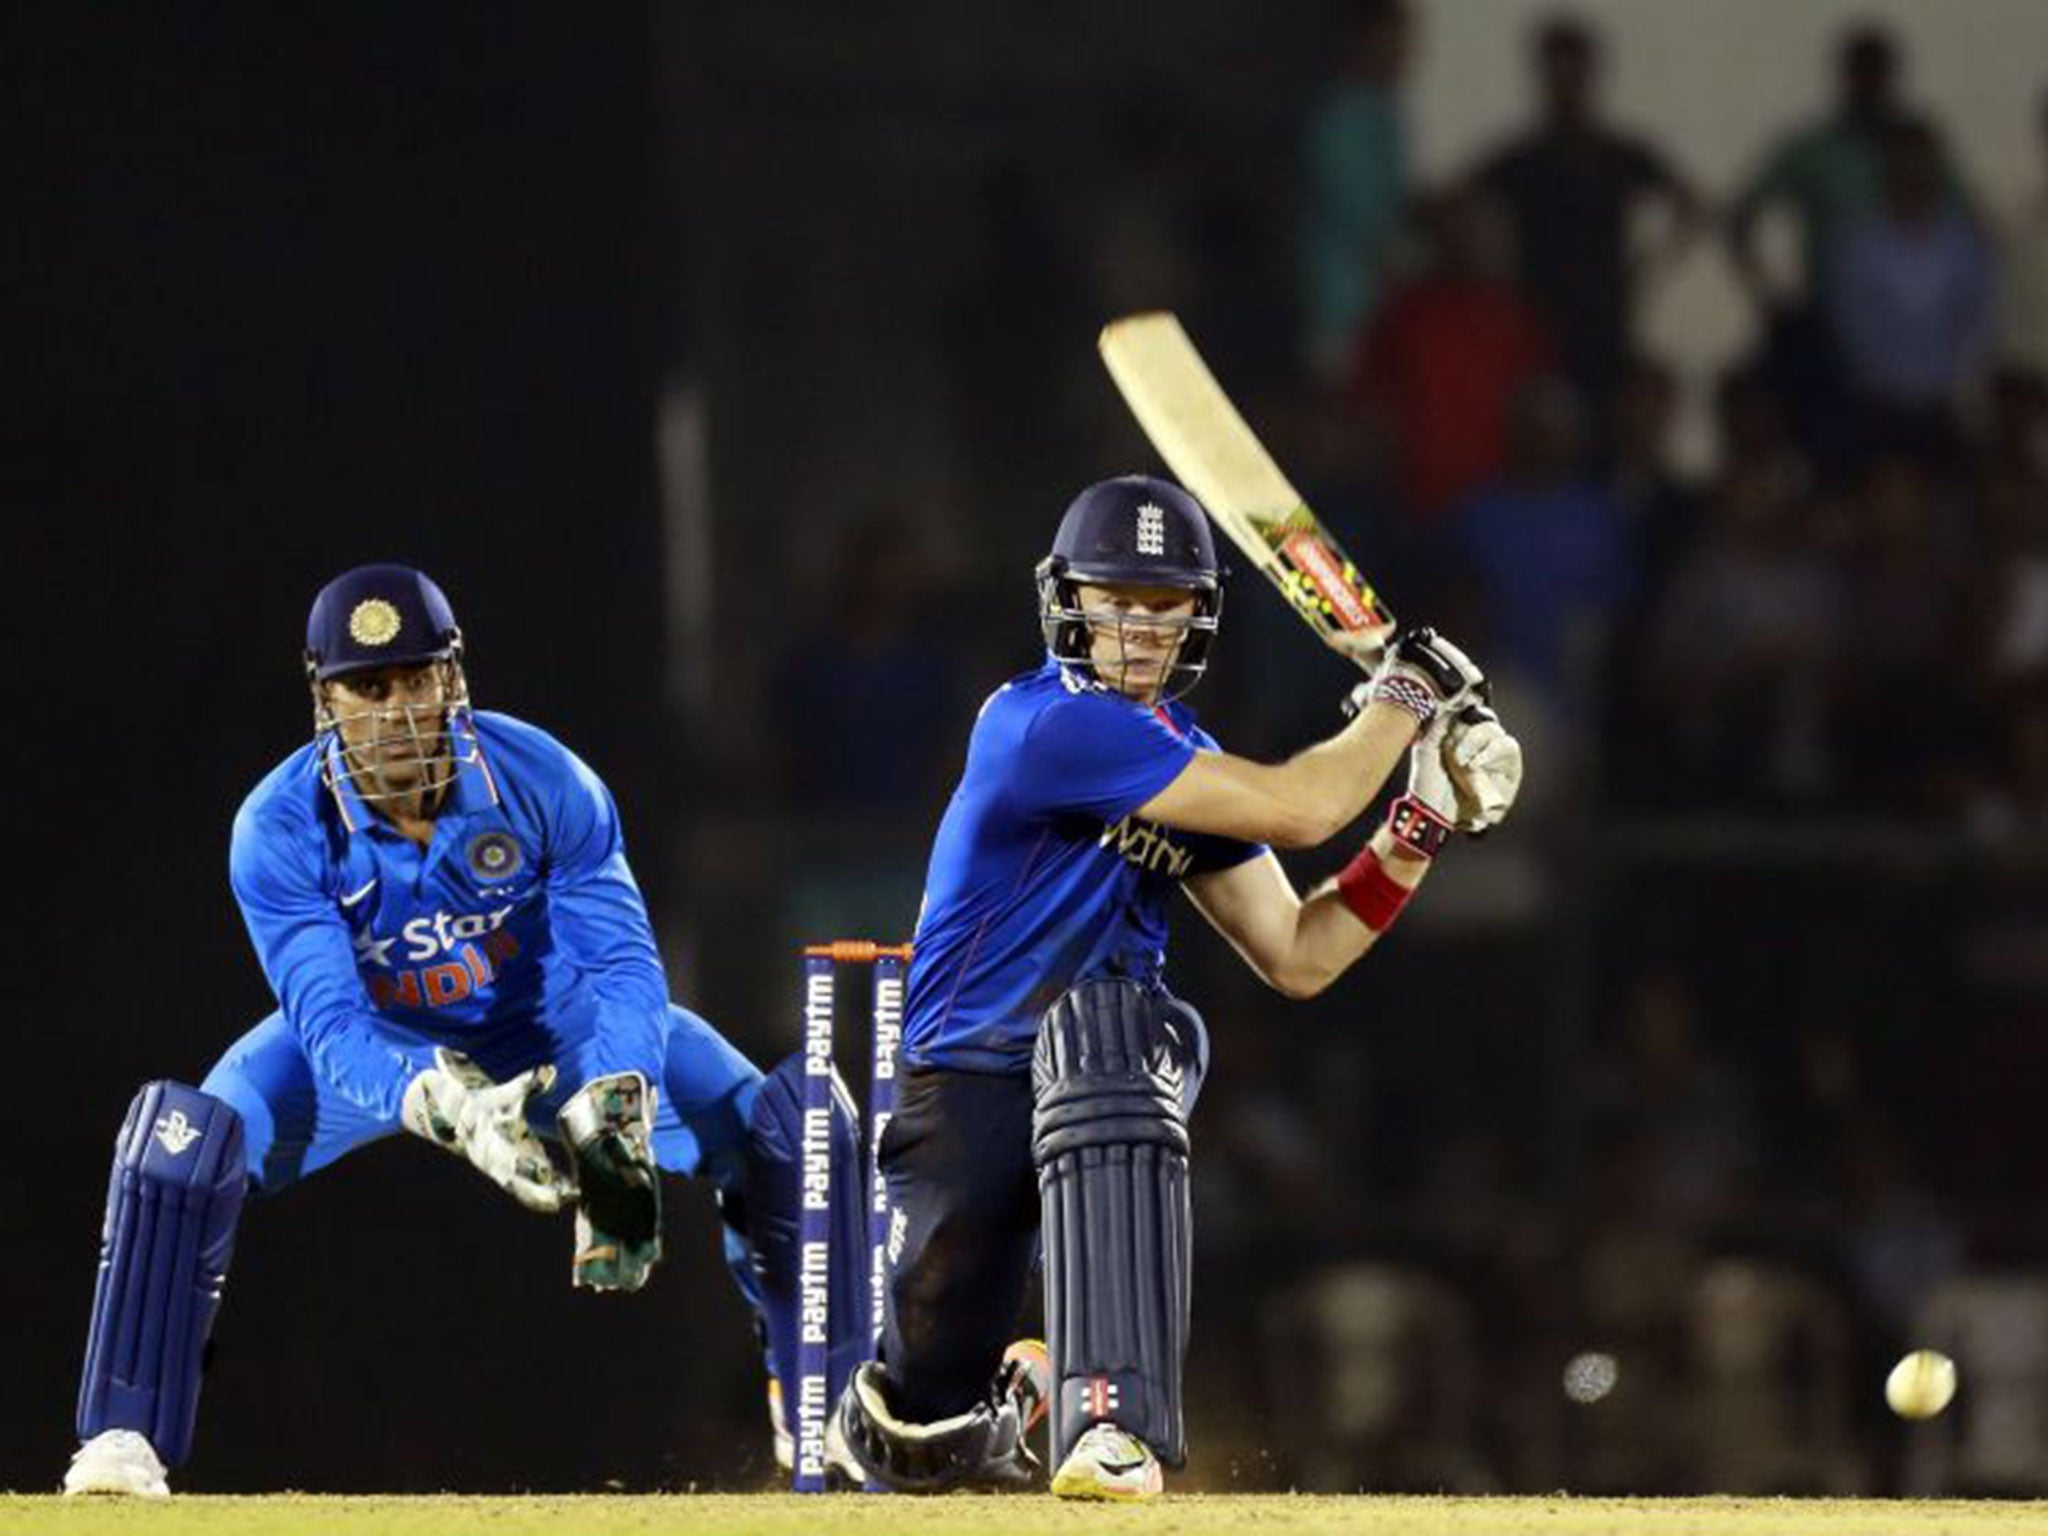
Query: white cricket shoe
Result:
<box><xmin>63</xmin><ymin>1429</ymin><xmax>170</xmax><ymax>1497</ymax></box>
<box><xmin>1050</xmin><ymin>1422</ymin><xmax>1163</xmax><ymax>1501</ymax></box>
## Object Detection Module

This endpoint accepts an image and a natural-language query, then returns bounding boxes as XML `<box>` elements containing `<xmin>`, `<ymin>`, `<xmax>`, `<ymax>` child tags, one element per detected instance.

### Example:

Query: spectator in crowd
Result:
<box><xmin>1644</xmin><ymin>460</ymin><xmax>1842</xmax><ymax>805</ymax></box>
<box><xmin>1357</xmin><ymin>189</ymin><xmax>1551</xmax><ymax>523</ymax></box>
<box><xmin>1728</xmin><ymin>25</ymin><xmax>1928</xmax><ymax>318</ymax></box>
<box><xmin>1827</xmin><ymin>117</ymin><xmax>1994</xmax><ymax>470</ymax></box>
<box><xmin>1604</xmin><ymin>355</ymin><xmax>1701</xmax><ymax>580</ymax></box>
<box><xmin>1470</xmin><ymin>14</ymin><xmax>1702</xmax><ymax>405</ymax></box>
<box><xmin>2000</xmin><ymin>87</ymin><xmax>2048</xmax><ymax>382</ymax></box>
<box><xmin>770</xmin><ymin>509</ymin><xmax>962</xmax><ymax>813</ymax></box>
<box><xmin>1299</xmin><ymin>0</ymin><xmax>1413</xmax><ymax>378</ymax></box>
<box><xmin>1727</xmin><ymin>25</ymin><xmax>1920</xmax><ymax>463</ymax></box>
<box><xmin>1452</xmin><ymin>376</ymin><xmax>1634</xmax><ymax>723</ymax></box>
<box><xmin>1830</xmin><ymin>453</ymin><xmax>1972</xmax><ymax>809</ymax></box>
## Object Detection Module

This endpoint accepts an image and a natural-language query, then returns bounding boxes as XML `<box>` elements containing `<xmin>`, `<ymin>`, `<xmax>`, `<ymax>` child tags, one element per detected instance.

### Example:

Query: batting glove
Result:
<box><xmin>1444</xmin><ymin>703</ymin><xmax>1524</xmax><ymax>832</ymax></box>
<box><xmin>401</xmin><ymin>1048</ymin><xmax>571</xmax><ymax>1214</ymax></box>
<box><xmin>1345</xmin><ymin>628</ymin><xmax>1489</xmax><ymax>728</ymax></box>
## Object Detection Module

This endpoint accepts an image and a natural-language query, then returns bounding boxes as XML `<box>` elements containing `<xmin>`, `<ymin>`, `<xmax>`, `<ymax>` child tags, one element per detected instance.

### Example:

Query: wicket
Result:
<box><xmin>794</xmin><ymin>939</ymin><xmax>909</xmax><ymax>1493</ymax></box>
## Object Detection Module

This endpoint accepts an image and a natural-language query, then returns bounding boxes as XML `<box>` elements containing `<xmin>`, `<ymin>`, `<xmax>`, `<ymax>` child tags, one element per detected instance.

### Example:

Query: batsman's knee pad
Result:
<box><xmin>834</xmin><ymin>1360</ymin><xmax>1037</xmax><ymax>1494</ymax></box>
<box><xmin>1032</xmin><ymin>979</ymin><xmax>1194</xmax><ymax>1469</ymax></box>
<box><xmin>743</xmin><ymin>1050</ymin><xmax>870</xmax><ymax>1447</ymax></box>
<box><xmin>78</xmin><ymin>1082</ymin><xmax>247</xmax><ymax>1469</ymax></box>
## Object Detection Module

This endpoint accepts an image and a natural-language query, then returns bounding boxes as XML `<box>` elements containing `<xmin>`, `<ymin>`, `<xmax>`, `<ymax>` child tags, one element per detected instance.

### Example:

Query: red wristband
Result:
<box><xmin>1337</xmin><ymin>844</ymin><xmax>1414</xmax><ymax>933</ymax></box>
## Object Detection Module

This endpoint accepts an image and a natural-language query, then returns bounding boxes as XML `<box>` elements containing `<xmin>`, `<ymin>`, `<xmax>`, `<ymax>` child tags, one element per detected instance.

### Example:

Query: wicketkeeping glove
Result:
<box><xmin>401</xmin><ymin>1048</ymin><xmax>570</xmax><ymax>1214</ymax></box>
<box><xmin>560</xmin><ymin>1071</ymin><xmax>662</xmax><ymax>1293</ymax></box>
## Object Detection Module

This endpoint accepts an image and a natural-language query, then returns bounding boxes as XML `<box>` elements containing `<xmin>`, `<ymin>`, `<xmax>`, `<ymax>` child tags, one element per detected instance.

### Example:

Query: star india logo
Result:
<box><xmin>1135</xmin><ymin>503</ymin><xmax>1166</xmax><ymax>556</ymax></box>
<box><xmin>349</xmin><ymin>598</ymin><xmax>403</xmax><ymax>646</ymax></box>
<box><xmin>153</xmin><ymin>1110</ymin><xmax>203</xmax><ymax>1156</ymax></box>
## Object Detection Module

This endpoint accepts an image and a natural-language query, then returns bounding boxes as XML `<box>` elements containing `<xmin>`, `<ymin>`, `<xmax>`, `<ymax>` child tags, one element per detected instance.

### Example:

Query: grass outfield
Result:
<box><xmin>8</xmin><ymin>1495</ymin><xmax>2048</xmax><ymax>1535</ymax></box>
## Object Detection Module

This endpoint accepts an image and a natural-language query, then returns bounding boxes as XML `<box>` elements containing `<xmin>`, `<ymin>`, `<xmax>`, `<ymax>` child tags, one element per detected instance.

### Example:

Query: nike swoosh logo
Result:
<box><xmin>1100</xmin><ymin>1458</ymin><xmax>1150</xmax><ymax>1475</ymax></box>
<box><xmin>340</xmin><ymin>877</ymin><xmax>379</xmax><ymax>907</ymax></box>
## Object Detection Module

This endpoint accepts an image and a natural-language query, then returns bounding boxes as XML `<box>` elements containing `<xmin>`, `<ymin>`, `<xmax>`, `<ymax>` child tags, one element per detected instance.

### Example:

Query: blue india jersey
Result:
<box><xmin>229</xmin><ymin>710</ymin><xmax>670</xmax><ymax>1120</ymax></box>
<box><xmin>903</xmin><ymin>658</ymin><xmax>1264</xmax><ymax>1073</ymax></box>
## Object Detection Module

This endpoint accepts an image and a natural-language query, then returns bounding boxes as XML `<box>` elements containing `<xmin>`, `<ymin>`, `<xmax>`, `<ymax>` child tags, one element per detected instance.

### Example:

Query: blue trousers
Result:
<box><xmin>201</xmin><ymin>1004</ymin><xmax>762</xmax><ymax>1192</ymax></box>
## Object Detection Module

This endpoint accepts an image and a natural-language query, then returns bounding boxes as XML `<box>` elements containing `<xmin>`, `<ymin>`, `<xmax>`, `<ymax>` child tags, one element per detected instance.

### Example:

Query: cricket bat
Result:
<box><xmin>1098</xmin><ymin>312</ymin><xmax>1395</xmax><ymax>662</ymax></box>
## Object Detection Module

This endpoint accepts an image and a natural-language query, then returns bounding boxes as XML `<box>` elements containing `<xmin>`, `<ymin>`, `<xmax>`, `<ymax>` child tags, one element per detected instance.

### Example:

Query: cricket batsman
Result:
<box><xmin>62</xmin><ymin>564</ymin><xmax>870</xmax><ymax>1495</ymax></box>
<box><xmin>833</xmin><ymin>476</ymin><xmax>1524</xmax><ymax>1499</ymax></box>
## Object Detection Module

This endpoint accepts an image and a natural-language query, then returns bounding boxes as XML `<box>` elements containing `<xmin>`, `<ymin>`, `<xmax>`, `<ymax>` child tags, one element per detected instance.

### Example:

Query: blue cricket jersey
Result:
<box><xmin>229</xmin><ymin>710</ymin><xmax>669</xmax><ymax>1120</ymax></box>
<box><xmin>903</xmin><ymin>658</ymin><xmax>1264</xmax><ymax>1073</ymax></box>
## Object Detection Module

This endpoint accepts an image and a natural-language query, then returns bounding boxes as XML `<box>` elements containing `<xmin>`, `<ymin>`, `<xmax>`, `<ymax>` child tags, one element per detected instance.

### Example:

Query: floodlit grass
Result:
<box><xmin>8</xmin><ymin>1494</ymin><xmax>2048</xmax><ymax>1536</ymax></box>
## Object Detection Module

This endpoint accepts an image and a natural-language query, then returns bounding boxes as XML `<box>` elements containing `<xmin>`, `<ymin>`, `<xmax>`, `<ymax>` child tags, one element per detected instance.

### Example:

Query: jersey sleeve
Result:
<box><xmin>540</xmin><ymin>745</ymin><xmax>669</xmax><ymax>1082</ymax></box>
<box><xmin>229</xmin><ymin>804</ymin><xmax>434</xmax><ymax>1121</ymax></box>
<box><xmin>1010</xmin><ymin>689</ymin><xmax>1198</xmax><ymax>824</ymax></box>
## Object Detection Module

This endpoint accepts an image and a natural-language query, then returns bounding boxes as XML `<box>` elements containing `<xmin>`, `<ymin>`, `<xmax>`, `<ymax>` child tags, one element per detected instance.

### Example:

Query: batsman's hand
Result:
<box><xmin>560</xmin><ymin>1071</ymin><xmax>662</xmax><ymax>1293</ymax></box>
<box><xmin>1444</xmin><ymin>703</ymin><xmax>1524</xmax><ymax>832</ymax></box>
<box><xmin>401</xmin><ymin>1048</ymin><xmax>571</xmax><ymax>1214</ymax></box>
<box><xmin>1345</xmin><ymin>627</ymin><xmax>1489</xmax><ymax>725</ymax></box>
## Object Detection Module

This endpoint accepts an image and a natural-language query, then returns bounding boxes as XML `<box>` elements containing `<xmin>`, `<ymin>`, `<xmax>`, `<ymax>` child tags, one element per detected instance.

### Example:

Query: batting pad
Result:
<box><xmin>78</xmin><ymin>1081</ymin><xmax>247</xmax><ymax>1468</ymax></box>
<box><xmin>1032</xmin><ymin>979</ymin><xmax>1194</xmax><ymax>1469</ymax></box>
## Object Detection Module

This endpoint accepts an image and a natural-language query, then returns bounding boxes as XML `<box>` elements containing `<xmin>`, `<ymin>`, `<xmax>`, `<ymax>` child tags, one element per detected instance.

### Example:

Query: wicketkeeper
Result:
<box><xmin>833</xmin><ymin>476</ymin><xmax>1524</xmax><ymax>1498</ymax></box>
<box><xmin>62</xmin><ymin>564</ymin><xmax>870</xmax><ymax>1495</ymax></box>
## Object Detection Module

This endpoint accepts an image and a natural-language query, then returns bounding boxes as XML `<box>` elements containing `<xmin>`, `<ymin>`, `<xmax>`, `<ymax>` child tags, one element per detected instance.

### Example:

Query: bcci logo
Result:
<box><xmin>153</xmin><ymin>1110</ymin><xmax>202</xmax><ymax>1156</ymax></box>
<box><xmin>1135</xmin><ymin>503</ymin><xmax>1166</xmax><ymax>556</ymax></box>
<box><xmin>348</xmin><ymin>598</ymin><xmax>403</xmax><ymax>647</ymax></box>
<box><xmin>465</xmin><ymin>831</ymin><xmax>524</xmax><ymax>883</ymax></box>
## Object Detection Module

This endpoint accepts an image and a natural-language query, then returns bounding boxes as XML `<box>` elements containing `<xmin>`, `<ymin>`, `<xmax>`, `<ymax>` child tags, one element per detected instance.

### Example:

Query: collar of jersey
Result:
<box><xmin>321</xmin><ymin>731</ymin><xmax>502</xmax><ymax>835</ymax></box>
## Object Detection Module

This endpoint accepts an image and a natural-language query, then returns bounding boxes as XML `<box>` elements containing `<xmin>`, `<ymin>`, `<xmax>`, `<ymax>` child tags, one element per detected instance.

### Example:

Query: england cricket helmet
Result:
<box><xmin>1036</xmin><ymin>475</ymin><xmax>1224</xmax><ymax>699</ymax></box>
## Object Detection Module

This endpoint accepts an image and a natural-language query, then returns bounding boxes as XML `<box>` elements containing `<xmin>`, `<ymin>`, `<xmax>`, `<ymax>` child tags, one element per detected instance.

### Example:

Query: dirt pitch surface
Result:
<box><xmin>9</xmin><ymin>1495</ymin><xmax>2048</xmax><ymax>1536</ymax></box>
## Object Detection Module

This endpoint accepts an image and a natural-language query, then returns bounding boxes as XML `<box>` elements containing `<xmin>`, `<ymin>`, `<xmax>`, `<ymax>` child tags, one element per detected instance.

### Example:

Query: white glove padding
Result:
<box><xmin>401</xmin><ymin>1047</ymin><xmax>571</xmax><ymax>1214</ymax></box>
<box><xmin>1445</xmin><ymin>704</ymin><xmax>1524</xmax><ymax>831</ymax></box>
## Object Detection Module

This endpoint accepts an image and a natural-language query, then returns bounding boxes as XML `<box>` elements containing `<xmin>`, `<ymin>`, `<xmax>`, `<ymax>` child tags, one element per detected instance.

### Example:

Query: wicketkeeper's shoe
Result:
<box><xmin>1049</xmin><ymin>1422</ymin><xmax>1163</xmax><ymax>1502</ymax></box>
<box><xmin>63</xmin><ymin>1429</ymin><xmax>169</xmax><ymax>1498</ymax></box>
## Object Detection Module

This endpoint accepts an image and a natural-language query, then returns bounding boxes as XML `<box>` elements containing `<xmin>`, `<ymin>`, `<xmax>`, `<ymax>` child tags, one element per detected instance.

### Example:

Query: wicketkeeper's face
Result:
<box><xmin>323</xmin><ymin>662</ymin><xmax>451</xmax><ymax>803</ymax></box>
<box><xmin>1076</xmin><ymin>582</ymin><xmax>1199</xmax><ymax>704</ymax></box>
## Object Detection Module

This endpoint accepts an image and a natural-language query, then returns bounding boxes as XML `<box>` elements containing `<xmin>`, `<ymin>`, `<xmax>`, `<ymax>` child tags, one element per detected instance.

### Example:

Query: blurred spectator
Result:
<box><xmin>1604</xmin><ymin>355</ymin><xmax>1701</xmax><ymax>580</ymax></box>
<box><xmin>1999</xmin><ymin>88</ymin><xmax>2048</xmax><ymax>381</ymax></box>
<box><xmin>1976</xmin><ymin>372</ymin><xmax>2048</xmax><ymax>684</ymax></box>
<box><xmin>1451</xmin><ymin>376</ymin><xmax>1634</xmax><ymax>720</ymax></box>
<box><xmin>1830</xmin><ymin>453</ymin><xmax>1972</xmax><ymax>810</ymax></box>
<box><xmin>1470</xmin><ymin>14</ymin><xmax>1702</xmax><ymax>404</ymax></box>
<box><xmin>770</xmin><ymin>510</ymin><xmax>962</xmax><ymax>813</ymax></box>
<box><xmin>1827</xmin><ymin>117</ymin><xmax>1994</xmax><ymax>469</ymax></box>
<box><xmin>1299</xmin><ymin>0</ymin><xmax>1413</xmax><ymax>379</ymax></box>
<box><xmin>1644</xmin><ymin>460</ymin><xmax>1841</xmax><ymax>805</ymax></box>
<box><xmin>1726</xmin><ymin>24</ymin><xmax>1944</xmax><ymax>314</ymax></box>
<box><xmin>1356</xmin><ymin>190</ymin><xmax>1551</xmax><ymax>521</ymax></box>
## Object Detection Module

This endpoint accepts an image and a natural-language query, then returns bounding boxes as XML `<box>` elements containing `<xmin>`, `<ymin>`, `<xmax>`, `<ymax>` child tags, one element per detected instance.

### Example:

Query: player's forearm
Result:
<box><xmin>1266</xmin><ymin>702</ymin><xmax>1418</xmax><ymax>846</ymax></box>
<box><xmin>1271</xmin><ymin>841</ymin><xmax>1428</xmax><ymax>997</ymax></box>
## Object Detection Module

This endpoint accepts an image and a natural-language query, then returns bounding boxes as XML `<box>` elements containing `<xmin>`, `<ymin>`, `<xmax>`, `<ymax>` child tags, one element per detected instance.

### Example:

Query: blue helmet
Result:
<box><xmin>304</xmin><ymin>563</ymin><xmax>463</xmax><ymax>680</ymax></box>
<box><xmin>302</xmin><ymin>564</ymin><xmax>478</xmax><ymax>815</ymax></box>
<box><xmin>1035</xmin><ymin>475</ymin><xmax>1223</xmax><ymax>699</ymax></box>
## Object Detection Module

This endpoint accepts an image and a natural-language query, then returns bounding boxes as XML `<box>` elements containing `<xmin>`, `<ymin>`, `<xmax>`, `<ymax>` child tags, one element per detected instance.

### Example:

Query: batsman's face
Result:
<box><xmin>1077</xmin><ymin>582</ymin><xmax>1198</xmax><ymax>704</ymax></box>
<box><xmin>324</xmin><ymin>662</ymin><xmax>449</xmax><ymax>799</ymax></box>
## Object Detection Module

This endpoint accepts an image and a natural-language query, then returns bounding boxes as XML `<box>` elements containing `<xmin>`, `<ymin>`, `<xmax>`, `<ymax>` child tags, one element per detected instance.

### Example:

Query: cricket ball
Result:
<box><xmin>1885</xmin><ymin>1349</ymin><xmax>1957</xmax><ymax>1420</ymax></box>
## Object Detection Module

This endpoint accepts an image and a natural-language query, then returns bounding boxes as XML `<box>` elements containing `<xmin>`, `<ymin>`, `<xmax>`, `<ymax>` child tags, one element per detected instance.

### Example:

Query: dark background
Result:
<box><xmin>9</xmin><ymin>0</ymin><xmax>2048</xmax><ymax>1500</ymax></box>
